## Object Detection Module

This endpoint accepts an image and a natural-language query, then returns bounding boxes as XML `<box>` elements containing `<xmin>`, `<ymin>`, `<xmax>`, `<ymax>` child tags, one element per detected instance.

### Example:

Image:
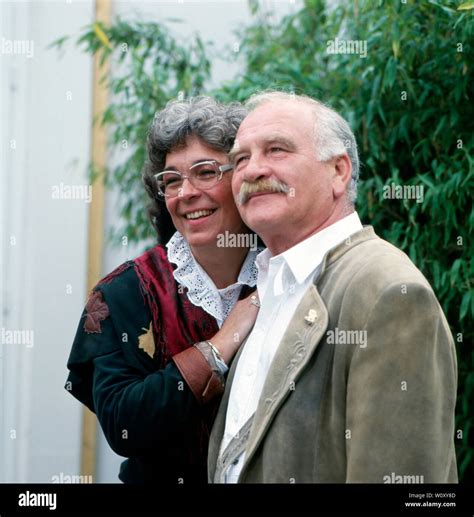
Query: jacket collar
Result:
<box><xmin>320</xmin><ymin>225</ymin><xmax>377</xmax><ymax>276</ymax></box>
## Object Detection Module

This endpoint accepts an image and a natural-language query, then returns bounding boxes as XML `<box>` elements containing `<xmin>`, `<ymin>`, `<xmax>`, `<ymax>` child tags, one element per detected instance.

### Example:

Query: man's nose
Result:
<box><xmin>243</xmin><ymin>154</ymin><xmax>272</xmax><ymax>182</ymax></box>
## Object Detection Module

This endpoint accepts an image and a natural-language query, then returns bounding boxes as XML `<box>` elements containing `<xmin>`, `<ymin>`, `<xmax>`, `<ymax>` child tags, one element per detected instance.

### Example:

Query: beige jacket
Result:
<box><xmin>208</xmin><ymin>227</ymin><xmax>458</xmax><ymax>483</ymax></box>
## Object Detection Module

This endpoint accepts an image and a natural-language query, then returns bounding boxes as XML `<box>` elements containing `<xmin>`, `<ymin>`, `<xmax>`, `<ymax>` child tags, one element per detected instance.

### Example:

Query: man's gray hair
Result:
<box><xmin>245</xmin><ymin>91</ymin><xmax>360</xmax><ymax>204</ymax></box>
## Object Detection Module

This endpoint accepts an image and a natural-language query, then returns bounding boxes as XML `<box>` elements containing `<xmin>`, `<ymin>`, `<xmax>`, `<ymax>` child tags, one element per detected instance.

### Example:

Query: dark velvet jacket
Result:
<box><xmin>66</xmin><ymin>245</ymin><xmax>223</xmax><ymax>484</ymax></box>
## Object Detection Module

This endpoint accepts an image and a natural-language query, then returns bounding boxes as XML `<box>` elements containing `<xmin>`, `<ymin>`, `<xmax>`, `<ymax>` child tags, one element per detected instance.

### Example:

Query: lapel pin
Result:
<box><xmin>304</xmin><ymin>309</ymin><xmax>318</xmax><ymax>325</ymax></box>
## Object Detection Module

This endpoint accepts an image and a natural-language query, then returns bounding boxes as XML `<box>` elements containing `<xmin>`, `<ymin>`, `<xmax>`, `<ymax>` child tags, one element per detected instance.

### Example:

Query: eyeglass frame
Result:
<box><xmin>154</xmin><ymin>160</ymin><xmax>234</xmax><ymax>198</ymax></box>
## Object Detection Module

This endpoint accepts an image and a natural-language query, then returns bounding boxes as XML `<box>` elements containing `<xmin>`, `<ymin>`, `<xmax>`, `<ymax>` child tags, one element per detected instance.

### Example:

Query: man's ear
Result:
<box><xmin>332</xmin><ymin>154</ymin><xmax>352</xmax><ymax>199</ymax></box>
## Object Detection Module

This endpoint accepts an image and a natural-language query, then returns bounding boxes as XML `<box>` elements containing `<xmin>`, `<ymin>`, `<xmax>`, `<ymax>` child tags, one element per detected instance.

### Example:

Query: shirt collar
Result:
<box><xmin>257</xmin><ymin>212</ymin><xmax>363</xmax><ymax>293</ymax></box>
<box><xmin>282</xmin><ymin>211</ymin><xmax>363</xmax><ymax>285</ymax></box>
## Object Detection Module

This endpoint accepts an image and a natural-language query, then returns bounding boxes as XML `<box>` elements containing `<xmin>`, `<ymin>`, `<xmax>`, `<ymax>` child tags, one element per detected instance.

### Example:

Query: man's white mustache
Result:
<box><xmin>238</xmin><ymin>179</ymin><xmax>290</xmax><ymax>205</ymax></box>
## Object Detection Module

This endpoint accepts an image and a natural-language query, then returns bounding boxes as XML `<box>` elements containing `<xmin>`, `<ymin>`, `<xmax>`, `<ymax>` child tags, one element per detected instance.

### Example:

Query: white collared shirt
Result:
<box><xmin>219</xmin><ymin>212</ymin><xmax>363</xmax><ymax>483</ymax></box>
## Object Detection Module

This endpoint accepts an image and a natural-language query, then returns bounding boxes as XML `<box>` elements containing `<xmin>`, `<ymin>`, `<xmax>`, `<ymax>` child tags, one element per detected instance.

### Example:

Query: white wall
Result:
<box><xmin>0</xmin><ymin>0</ymin><xmax>94</xmax><ymax>482</ymax></box>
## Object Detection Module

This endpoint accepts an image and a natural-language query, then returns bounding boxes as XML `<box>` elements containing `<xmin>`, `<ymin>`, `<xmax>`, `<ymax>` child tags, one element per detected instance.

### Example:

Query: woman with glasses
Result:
<box><xmin>65</xmin><ymin>96</ymin><xmax>262</xmax><ymax>484</ymax></box>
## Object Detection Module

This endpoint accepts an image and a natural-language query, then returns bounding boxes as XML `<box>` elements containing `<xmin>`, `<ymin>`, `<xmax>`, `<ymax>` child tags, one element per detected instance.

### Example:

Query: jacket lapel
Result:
<box><xmin>240</xmin><ymin>283</ymin><xmax>328</xmax><ymax>475</ymax></box>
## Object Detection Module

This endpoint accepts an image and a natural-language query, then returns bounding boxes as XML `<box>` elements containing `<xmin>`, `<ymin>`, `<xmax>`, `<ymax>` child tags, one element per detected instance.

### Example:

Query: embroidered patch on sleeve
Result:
<box><xmin>83</xmin><ymin>290</ymin><xmax>110</xmax><ymax>334</ymax></box>
<box><xmin>138</xmin><ymin>322</ymin><xmax>155</xmax><ymax>358</ymax></box>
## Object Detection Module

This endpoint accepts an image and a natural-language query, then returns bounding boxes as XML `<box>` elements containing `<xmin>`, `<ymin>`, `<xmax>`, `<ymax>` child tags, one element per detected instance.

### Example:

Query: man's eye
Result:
<box><xmin>269</xmin><ymin>146</ymin><xmax>285</xmax><ymax>153</ymax></box>
<box><xmin>235</xmin><ymin>156</ymin><xmax>249</xmax><ymax>166</ymax></box>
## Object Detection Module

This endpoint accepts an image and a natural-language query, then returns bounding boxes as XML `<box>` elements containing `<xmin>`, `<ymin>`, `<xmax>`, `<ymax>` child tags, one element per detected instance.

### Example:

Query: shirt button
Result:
<box><xmin>247</xmin><ymin>369</ymin><xmax>254</xmax><ymax>376</ymax></box>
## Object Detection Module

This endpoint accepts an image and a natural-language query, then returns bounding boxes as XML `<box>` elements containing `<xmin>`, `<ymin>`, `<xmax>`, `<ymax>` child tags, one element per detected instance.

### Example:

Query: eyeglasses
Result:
<box><xmin>154</xmin><ymin>160</ymin><xmax>233</xmax><ymax>198</ymax></box>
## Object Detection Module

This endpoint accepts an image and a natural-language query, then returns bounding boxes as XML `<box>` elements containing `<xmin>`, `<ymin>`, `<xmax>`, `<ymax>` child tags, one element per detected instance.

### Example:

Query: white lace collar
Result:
<box><xmin>166</xmin><ymin>231</ymin><xmax>263</xmax><ymax>327</ymax></box>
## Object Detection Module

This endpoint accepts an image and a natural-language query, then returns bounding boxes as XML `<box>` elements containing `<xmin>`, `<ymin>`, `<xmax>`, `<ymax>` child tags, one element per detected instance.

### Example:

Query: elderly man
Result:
<box><xmin>208</xmin><ymin>91</ymin><xmax>458</xmax><ymax>483</ymax></box>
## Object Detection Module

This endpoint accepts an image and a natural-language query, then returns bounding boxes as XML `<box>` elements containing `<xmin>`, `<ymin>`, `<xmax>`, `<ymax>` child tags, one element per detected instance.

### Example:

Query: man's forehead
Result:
<box><xmin>233</xmin><ymin>129</ymin><xmax>294</xmax><ymax>151</ymax></box>
<box><xmin>238</xmin><ymin>102</ymin><xmax>311</xmax><ymax>136</ymax></box>
<box><xmin>250</xmin><ymin>99</ymin><xmax>308</xmax><ymax>119</ymax></box>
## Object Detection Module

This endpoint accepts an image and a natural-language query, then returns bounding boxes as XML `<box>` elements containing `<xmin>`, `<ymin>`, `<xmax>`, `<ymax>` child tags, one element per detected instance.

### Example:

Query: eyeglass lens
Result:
<box><xmin>157</xmin><ymin>161</ymin><xmax>221</xmax><ymax>196</ymax></box>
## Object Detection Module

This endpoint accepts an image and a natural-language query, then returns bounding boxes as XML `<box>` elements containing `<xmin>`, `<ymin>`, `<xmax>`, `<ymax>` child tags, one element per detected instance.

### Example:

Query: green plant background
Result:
<box><xmin>52</xmin><ymin>0</ymin><xmax>473</xmax><ymax>480</ymax></box>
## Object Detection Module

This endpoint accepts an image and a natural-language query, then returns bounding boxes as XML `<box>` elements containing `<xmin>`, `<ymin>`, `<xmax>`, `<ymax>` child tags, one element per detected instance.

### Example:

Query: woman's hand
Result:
<box><xmin>210</xmin><ymin>291</ymin><xmax>260</xmax><ymax>364</ymax></box>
